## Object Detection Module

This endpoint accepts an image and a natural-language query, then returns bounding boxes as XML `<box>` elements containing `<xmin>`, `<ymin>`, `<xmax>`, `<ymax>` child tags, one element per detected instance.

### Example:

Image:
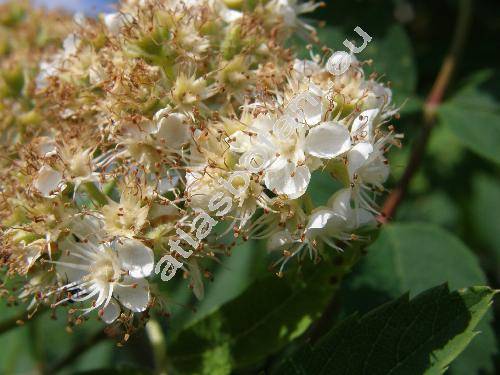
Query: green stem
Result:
<box><xmin>83</xmin><ymin>182</ymin><xmax>108</xmax><ymax>207</ymax></box>
<box><xmin>302</xmin><ymin>192</ymin><xmax>315</xmax><ymax>215</ymax></box>
<box><xmin>146</xmin><ymin>319</ymin><xmax>168</xmax><ymax>375</ymax></box>
<box><xmin>103</xmin><ymin>179</ymin><xmax>117</xmax><ymax>197</ymax></box>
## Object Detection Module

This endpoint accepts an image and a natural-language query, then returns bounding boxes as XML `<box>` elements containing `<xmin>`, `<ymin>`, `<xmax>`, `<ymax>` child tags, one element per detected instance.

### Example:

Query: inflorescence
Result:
<box><xmin>0</xmin><ymin>0</ymin><xmax>402</xmax><ymax>331</ymax></box>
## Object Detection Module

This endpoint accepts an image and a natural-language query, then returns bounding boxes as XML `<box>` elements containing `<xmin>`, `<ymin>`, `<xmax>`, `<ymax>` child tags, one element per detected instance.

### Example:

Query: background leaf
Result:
<box><xmin>470</xmin><ymin>173</ymin><xmax>500</xmax><ymax>271</ymax></box>
<box><xmin>167</xmin><ymin>263</ymin><xmax>337</xmax><ymax>374</ymax></box>
<box><xmin>438</xmin><ymin>70</ymin><xmax>500</xmax><ymax>164</ymax></box>
<box><xmin>160</xmin><ymin>240</ymin><xmax>268</xmax><ymax>340</ymax></box>
<box><xmin>272</xmin><ymin>285</ymin><xmax>496</xmax><ymax>375</ymax></box>
<box><xmin>341</xmin><ymin>223</ymin><xmax>497</xmax><ymax>375</ymax></box>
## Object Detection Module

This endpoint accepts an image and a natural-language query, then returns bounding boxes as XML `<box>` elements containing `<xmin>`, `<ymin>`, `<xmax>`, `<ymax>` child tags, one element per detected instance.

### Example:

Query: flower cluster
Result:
<box><xmin>0</xmin><ymin>0</ymin><xmax>401</xmax><ymax>332</ymax></box>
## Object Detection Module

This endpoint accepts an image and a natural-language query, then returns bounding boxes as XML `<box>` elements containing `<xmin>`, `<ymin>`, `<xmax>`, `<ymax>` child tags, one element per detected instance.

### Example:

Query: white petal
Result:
<box><xmin>360</xmin><ymin>81</ymin><xmax>392</xmax><ymax>109</ymax></box>
<box><xmin>347</xmin><ymin>142</ymin><xmax>373</xmax><ymax>180</ymax></box>
<box><xmin>70</xmin><ymin>215</ymin><xmax>104</xmax><ymax>244</ymax></box>
<box><xmin>360</xmin><ymin>156</ymin><xmax>390</xmax><ymax>186</ymax></box>
<box><xmin>116</xmin><ymin>239</ymin><xmax>154</xmax><ymax>278</ymax></box>
<box><xmin>156</xmin><ymin>113</ymin><xmax>190</xmax><ymax>149</ymax></box>
<box><xmin>158</xmin><ymin>174</ymin><xmax>180</xmax><ymax>194</ymax></box>
<box><xmin>37</xmin><ymin>138</ymin><xmax>57</xmax><ymax>157</ymax></box>
<box><xmin>250</xmin><ymin>115</ymin><xmax>275</xmax><ymax>134</ymax></box>
<box><xmin>148</xmin><ymin>202</ymin><xmax>178</xmax><ymax>220</ymax></box>
<box><xmin>57</xmin><ymin>240</ymin><xmax>90</xmax><ymax>282</ymax></box>
<box><xmin>305</xmin><ymin>122</ymin><xmax>351</xmax><ymax>159</ymax></box>
<box><xmin>285</xmin><ymin>90</ymin><xmax>323</xmax><ymax>126</ymax></box>
<box><xmin>272</xmin><ymin>115</ymin><xmax>300</xmax><ymax>140</ymax></box>
<box><xmin>267</xmin><ymin>156</ymin><xmax>288</xmax><ymax>172</ymax></box>
<box><xmin>62</xmin><ymin>33</ymin><xmax>79</xmax><ymax>56</ymax></box>
<box><xmin>220</xmin><ymin>8</ymin><xmax>242</xmax><ymax>23</ymax></box>
<box><xmin>327</xmin><ymin>188</ymin><xmax>352</xmax><ymax>218</ymax></box>
<box><xmin>293</xmin><ymin>59</ymin><xmax>320</xmax><ymax>77</ymax></box>
<box><xmin>267</xmin><ymin>230</ymin><xmax>294</xmax><ymax>252</ymax></box>
<box><xmin>306</xmin><ymin>208</ymin><xmax>335</xmax><ymax>232</ymax></box>
<box><xmin>228</xmin><ymin>130</ymin><xmax>252</xmax><ymax>153</ymax></box>
<box><xmin>239</xmin><ymin>149</ymin><xmax>273</xmax><ymax>172</ymax></box>
<box><xmin>326</xmin><ymin>189</ymin><xmax>375</xmax><ymax>230</ymax></box>
<box><xmin>115</xmin><ymin>277</ymin><xmax>150</xmax><ymax>312</ymax></box>
<box><xmin>351</xmin><ymin>109</ymin><xmax>379</xmax><ymax>143</ymax></box>
<box><xmin>24</xmin><ymin>240</ymin><xmax>44</xmax><ymax>268</ymax></box>
<box><xmin>34</xmin><ymin>165</ymin><xmax>64</xmax><ymax>197</ymax></box>
<box><xmin>348</xmin><ymin>208</ymin><xmax>376</xmax><ymax>229</ymax></box>
<box><xmin>306</xmin><ymin>208</ymin><xmax>346</xmax><ymax>238</ymax></box>
<box><xmin>101</xmin><ymin>299</ymin><xmax>120</xmax><ymax>324</ymax></box>
<box><xmin>326</xmin><ymin>51</ymin><xmax>352</xmax><ymax>76</ymax></box>
<box><xmin>264</xmin><ymin>163</ymin><xmax>310</xmax><ymax>199</ymax></box>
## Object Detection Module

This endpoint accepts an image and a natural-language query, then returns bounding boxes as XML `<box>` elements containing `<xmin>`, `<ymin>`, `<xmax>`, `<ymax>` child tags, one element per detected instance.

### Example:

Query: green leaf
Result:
<box><xmin>272</xmin><ymin>285</ymin><xmax>496</xmax><ymax>375</ymax></box>
<box><xmin>74</xmin><ymin>367</ymin><xmax>152</xmax><ymax>375</ymax></box>
<box><xmin>470</xmin><ymin>173</ymin><xmax>500</xmax><ymax>265</ymax></box>
<box><xmin>167</xmin><ymin>263</ymin><xmax>336</xmax><ymax>374</ymax></box>
<box><xmin>308</xmin><ymin>170</ymin><xmax>343</xmax><ymax>207</ymax></box>
<box><xmin>427</xmin><ymin>125</ymin><xmax>467</xmax><ymax>172</ymax></box>
<box><xmin>164</xmin><ymin>240</ymin><xmax>268</xmax><ymax>339</ymax></box>
<box><xmin>438</xmin><ymin>70</ymin><xmax>500</xmax><ymax>164</ymax></box>
<box><xmin>396</xmin><ymin>191</ymin><xmax>460</xmax><ymax>230</ymax></box>
<box><xmin>0</xmin><ymin>324</ymin><xmax>36</xmax><ymax>374</ymax></box>
<box><xmin>35</xmin><ymin>312</ymin><xmax>114</xmax><ymax>373</ymax></box>
<box><xmin>0</xmin><ymin>290</ymin><xmax>37</xmax><ymax>374</ymax></box>
<box><xmin>342</xmin><ymin>223</ymin><xmax>497</xmax><ymax>375</ymax></box>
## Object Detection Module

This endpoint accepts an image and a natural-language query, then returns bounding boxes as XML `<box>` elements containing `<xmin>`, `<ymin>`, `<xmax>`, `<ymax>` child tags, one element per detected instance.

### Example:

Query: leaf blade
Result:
<box><xmin>272</xmin><ymin>285</ymin><xmax>496</xmax><ymax>375</ymax></box>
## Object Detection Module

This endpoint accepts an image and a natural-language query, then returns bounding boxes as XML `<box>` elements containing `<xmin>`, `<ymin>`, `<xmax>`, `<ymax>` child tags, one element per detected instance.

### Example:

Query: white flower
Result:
<box><xmin>305</xmin><ymin>188</ymin><xmax>375</xmax><ymax>247</ymax></box>
<box><xmin>219</xmin><ymin>6</ymin><xmax>243</xmax><ymax>23</ymax></box>
<box><xmin>186</xmin><ymin>169</ymin><xmax>266</xmax><ymax>229</ymax></box>
<box><xmin>264</xmin><ymin>162</ymin><xmax>310</xmax><ymax>199</ymax></box>
<box><xmin>36</xmin><ymin>34</ymin><xmax>80</xmax><ymax>88</ymax></box>
<box><xmin>231</xmin><ymin>114</ymin><xmax>311</xmax><ymax>199</ymax></box>
<box><xmin>344</xmin><ymin>139</ymin><xmax>389</xmax><ymax>217</ymax></box>
<box><xmin>102</xmin><ymin>189</ymin><xmax>149</xmax><ymax>238</ymax></box>
<box><xmin>347</xmin><ymin>141</ymin><xmax>389</xmax><ymax>189</ymax></box>
<box><xmin>231</xmin><ymin>87</ymin><xmax>354</xmax><ymax>198</ymax></box>
<box><xmin>153</xmin><ymin>109</ymin><xmax>191</xmax><ymax>150</ymax></box>
<box><xmin>360</xmin><ymin>79</ymin><xmax>393</xmax><ymax>110</ymax></box>
<box><xmin>266</xmin><ymin>0</ymin><xmax>321</xmax><ymax>30</ymax></box>
<box><xmin>326</xmin><ymin>59</ymin><xmax>393</xmax><ymax>111</ymax></box>
<box><xmin>56</xmin><ymin>226</ymin><xmax>154</xmax><ymax>323</ymax></box>
<box><xmin>185</xmin><ymin>170</ymin><xmax>225</xmax><ymax>211</ymax></box>
<box><xmin>327</xmin><ymin>188</ymin><xmax>375</xmax><ymax>230</ymax></box>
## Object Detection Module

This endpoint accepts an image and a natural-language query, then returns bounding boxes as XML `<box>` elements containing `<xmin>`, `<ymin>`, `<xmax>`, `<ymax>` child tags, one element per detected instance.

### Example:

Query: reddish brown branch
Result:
<box><xmin>378</xmin><ymin>0</ymin><xmax>473</xmax><ymax>224</ymax></box>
